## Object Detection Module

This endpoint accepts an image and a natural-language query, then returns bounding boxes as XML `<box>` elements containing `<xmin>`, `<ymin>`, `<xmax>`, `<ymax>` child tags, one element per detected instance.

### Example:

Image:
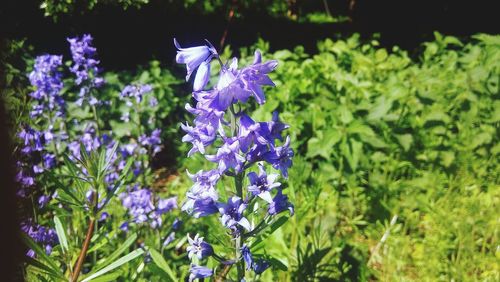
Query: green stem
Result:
<box><xmin>91</xmin><ymin>104</ymin><xmax>101</xmax><ymax>136</ymax></box>
<box><xmin>229</xmin><ymin>105</ymin><xmax>245</xmax><ymax>280</ymax></box>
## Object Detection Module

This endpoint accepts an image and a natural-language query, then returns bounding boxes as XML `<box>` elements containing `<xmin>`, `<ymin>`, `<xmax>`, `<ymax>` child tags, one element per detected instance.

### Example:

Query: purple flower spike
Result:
<box><xmin>189</xmin><ymin>264</ymin><xmax>213</xmax><ymax>282</ymax></box>
<box><xmin>268</xmin><ymin>189</ymin><xmax>294</xmax><ymax>216</ymax></box>
<box><xmin>187</xmin><ymin>234</ymin><xmax>214</xmax><ymax>260</ymax></box>
<box><xmin>247</xmin><ymin>163</ymin><xmax>281</xmax><ymax>203</ymax></box>
<box><xmin>174</xmin><ymin>38</ymin><xmax>217</xmax><ymax>91</ymax></box>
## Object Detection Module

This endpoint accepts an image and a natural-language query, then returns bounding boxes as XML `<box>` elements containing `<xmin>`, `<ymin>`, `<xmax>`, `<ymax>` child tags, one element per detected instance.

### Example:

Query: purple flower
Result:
<box><xmin>247</xmin><ymin>163</ymin><xmax>281</xmax><ymax>203</ymax></box>
<box><xmin>200</xmin><ymin>51</ymin><xmax>277</xmax><ymax>111</ymax></box>
<box><xmin>157</xmin><ymin>196</ymin><xmax>177</xmax><ymax>214</ymax></box>
<box><xmin>252</xmin><ymin>259</ymin><xmax>270</xmax><ymax>274</ymax></box>
<box><xmin>120</xmin><ymin>84</ymin><xmax>153</xmax><ymax>105</ymax></box>
<box><xmin>174</xmin><ymin>38</ymin><xmax>217</xmax><ymax>91</ymax></box>
<box><xmin>139</xmin><ymin>129</ymin><xmax>162</xmax><ymax>156</ymax></box>
<box><xmin>258</xmin><ymin>111</ymin><xmax>289</xmax><ymax>144</ymax></box>
<box><xmin>241</xmin><ymin>244</ymin><xmax>253</xmax><ymax>270</ymax></box>
<box><xmin>38</xmin><ymin>195</ymin><xmax>51</xmax><ymax>208</ymax></box>
<box><xmin>191</xmin><ymin>197</ymin><xmax>219</xmax><ymax>218</ymax></box>
<box><xmin>268</xmin><ymin>189</ymin><xmax>294</xmax><ymax>216</ymax></box>
<box><xmin>183</xmin><ymin>170</ymin><xmax>220</xmax><ymax>215</ymax></box>
<box><xmin>218</xmin><ymin>197</ymin><xmax>251</xmax><ymax>232</ymax></box>
<box><xmin>21</xmin><ymin>221</ymin><xmax>58</xmax><ymax>257</ymax></box>
<box><xmin>238</xmin><ymin>114</ymin><xmax>269</xmax><ymax>153</ymax></box>
<box><xmin>163</xmin><ymin>232</ymin><xmax>176</xmax><ymax>246</ymax></box>
<box><xmin>187</xmin><ymin>234</ymin><xmax>214</xmax><ymax>260</ymax></box>
<box><xmin>189</xmin><ymin>264</ymin><xmax>213</xmax><ymax>282</ymax></box>
<box><xmin>205</xmin><ymin>137</ymin><xmax>245</xmax><ymax>173</ymax></box>
<box><xmin>263</xmin><ymin>136</ymin><xmax>294</xmax><ymax>178</ymax></box>
<box><xmin>172</xmin><ymin>218</ymin><xmax>183</xmax><ymax>230</ymax></box>
<box><xmin>67</xmin><ymin>34</ymin><xmax>104</xmax><ymax>105</ymax></box>
<box><xmin>28</xmin><ymin>55</ymin><xmax>65</xmax><ymax>118</ymax></box>
<box><xmin>120</xmin><ymin>188</ymin><xmax>155</xmax><ymax>224</ymax></box>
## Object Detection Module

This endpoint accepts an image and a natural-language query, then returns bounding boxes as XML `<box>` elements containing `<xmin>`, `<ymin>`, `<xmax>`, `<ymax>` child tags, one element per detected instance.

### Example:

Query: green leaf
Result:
<box><xmin>148</xmin><ymin>248</ymin><xmax>177</xmax><ymax>281</ymax></box>
<box><xmin>94</xmin><ymin>233</ymin><xmax>138</xmax><ymax>271</ymax></box>
<box><xmin>395</xmin><ymin>134</ymin><xmax>413</xmax><ymax>152</ymax></box>
<box><xmin>25</xmin><ymin>256</ymin><xmax>65</xmax><ymax>281</ymax></box>
<box><xmin>53</xmin><ymin>216</ymin><xmax>69</xmax><ymax>254</ymax></box>
<box><xmin>81</xmin><ymin>248</ymin><xmax>144</xmax><ymax>282</ymax></box>
<box><xmin>22</xmin><ymin>234</ymin><xmax>64</xmax><ymax>279</ymax></box>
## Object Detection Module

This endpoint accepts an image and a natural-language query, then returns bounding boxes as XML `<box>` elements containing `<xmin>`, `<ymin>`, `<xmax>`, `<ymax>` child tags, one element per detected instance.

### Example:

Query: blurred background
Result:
<box><xmin>2</xmin><ymin>0</ymin><xmax>498</xmax><ymax>69</ymax></box>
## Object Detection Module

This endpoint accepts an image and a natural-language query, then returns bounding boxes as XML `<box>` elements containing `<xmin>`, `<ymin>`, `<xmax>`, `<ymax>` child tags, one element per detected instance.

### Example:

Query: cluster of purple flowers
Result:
<box><xmin>175</xmin><ymin>39</ymin><xmax>294</xmax><ymax>280</ymax></box>
<box><xmin>120</xmin><ymin>187</ymin><xmax>177</xmax><ymax>229</ymax></box>
<box><xmin>18</xmin><ymin>34</ymin><xmax>177</xmax><ymax>258</ymax></box>
<box><xmin>67</xmin><ymin>34</ymin><xmax>104</xmax><ymax>106</ymax></box>
<box><xmin>21</xmin><ymin>220</ymin><xmax>58</xmax><ymax>258</ymax></box>
<box><xmin>29</xmin><ymin>55</ymin><xmax>65</xmax><ymax>118</ymax></box>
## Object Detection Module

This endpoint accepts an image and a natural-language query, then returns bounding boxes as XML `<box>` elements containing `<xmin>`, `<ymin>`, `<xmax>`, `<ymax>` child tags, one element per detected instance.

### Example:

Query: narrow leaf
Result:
<box><xmin>81</xmin><ymin>248</ymin><xmax>144</xmax><ymax>282</ymax></box>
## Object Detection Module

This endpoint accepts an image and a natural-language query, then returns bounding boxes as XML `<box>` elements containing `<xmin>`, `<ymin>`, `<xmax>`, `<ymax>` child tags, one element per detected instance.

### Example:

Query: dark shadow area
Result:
<box><xmin>1</xmin><ymin>0</ymin><xmax>498</xmax><ymax>71</ymax></box>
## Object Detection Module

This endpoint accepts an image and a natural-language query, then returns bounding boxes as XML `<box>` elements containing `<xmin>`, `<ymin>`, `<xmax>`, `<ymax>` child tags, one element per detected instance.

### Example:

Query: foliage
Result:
<box><xmin>38</xmin><ymin>0</ymin><xmax>343</xmax><ymax>22</ymax></box>
<box><xmin>234</xmin><ymin>32</ymin><xmax>499</xmax><ymax>281</ymax></box>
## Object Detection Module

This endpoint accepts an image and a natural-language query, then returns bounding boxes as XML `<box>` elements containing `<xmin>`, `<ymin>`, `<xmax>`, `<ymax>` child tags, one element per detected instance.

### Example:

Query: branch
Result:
<box><xmin>71</xmin><ymin>217</ymin><xmax>95</xmax><ymax>282</ymax></box>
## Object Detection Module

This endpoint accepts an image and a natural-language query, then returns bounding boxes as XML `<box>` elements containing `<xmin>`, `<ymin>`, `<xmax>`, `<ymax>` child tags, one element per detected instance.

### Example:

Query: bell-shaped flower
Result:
<box><xmin>268</xmin><ymin>189</ymin><xmax>294</xmax><ymax>216</ymax></box>
<box><xmin>189</xmin><ymin>264</ymin><xmax>213</xmax><ymax>282</ymax></box>
<box><xmin>187</xmin><ymin>234</ymin><xmax>214</xmax><ymax>260</ymax></box>
<box><xmin>174</xmin><ymin>38</ymin><xmax>217</xmax><ymax>91</ymax></box>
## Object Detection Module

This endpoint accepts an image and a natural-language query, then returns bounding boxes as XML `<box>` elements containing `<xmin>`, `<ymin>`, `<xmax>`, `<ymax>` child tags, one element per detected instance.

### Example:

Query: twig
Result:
<box><xmin>219</xmin><ymin>0</ymin><xmax>237</xmax><ymax>51</ymax></box>
<box><xmin>368</xmin><ymin>215</ymin><xmax>398</xmax><ymax>266</ymax></box>
<box><xmin>215</xmin><ymin>264</ymin><xmax>233</xmax><ymax>282</ymax></box>
<box><xmin>71</xmin><ymin>218</ymin><xmax>95</xmax><ymax>282</ymax></box>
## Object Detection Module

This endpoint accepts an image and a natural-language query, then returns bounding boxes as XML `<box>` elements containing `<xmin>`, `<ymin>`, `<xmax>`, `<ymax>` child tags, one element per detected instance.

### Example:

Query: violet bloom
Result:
<box><xmin>252</xmin><ymin>259</ymin><xmax>271</xmax><ymax>274</ymax></box>
<box><xmin>258</xmin><ymin>111</ymin><xmax>289</xmax><ymax>144</ymax></box>
<box><xmin>200</xmin><ymin>51</ymin><xmax>277</xmax><ymax>111</ymax></box>
<box><xmin>205</xmin><ymin>137</ymin><xmax>245</xmax><ymax>173</ymax></box>
<box><xmin>263</xmin><ymin>136</ymin><xmax>294</xmax><ymax>178</ymax></box>
<box><xmin>120</xmin><ymin>84</ymin><xmax>153</xmax><ymax>105</ymax></box>
<box><xmin>28</xmin><ymin>55</ymin><xmax>65</xmax><ymax>118</ymax></box>
<box><xmin>181</xmin><ymin>96</ymin><xmax>225</xmax><ymax>156</ymax></box>
<box><xmin>187</xmin><ymin>234</ymin><xmax>214</xmax><ymax>260</ymax></box>
<box><xmin>241</xmin><ymin>244</ymin><xmax>253</xmax><ymax>270</ymax></box>
<box><xmin>139</xmin><ymin>129</ymin><xmax>162</xmax><ymax>156</ymax></box>
<box><xmin>268</xmin><ymin>189</ymin><xmax>294</xmax><ymax>216</ymax></box>
<box><xmin>218</xmin><ymin>197</ymin><xmax>251</xmax><ymax>232</ymax></box>
<box><xmin>174</xmin><ymin>38</ymin><xmax>218</xmax><ymax>91</ymax></box>
<box><xmin>183</xmin><ymin>171</ymin><xmax>220</xmax><ymax>216</ymax></box>
<box><xmin>67</xmin><ymin>34</ymin><xmax>104</xmax><ymax>105</ymax></box>
<box><xmin>191</xmin><ymin>197</ymin><xmax>219</xmax><ymax>218</ymax></box>
<box><xmin>21</xmin><ymin>221</ymin><xmax>58</xmax><ymax>257</ymax></box>
<box><xmin>189</xmin><ymin>264</ymin><xmax>213</xmax><ymax>282</ymax></box>
<box><xmin>247</xmin><ymin>163</ymin><xmax>281</xmax><ymax>203</ymax></box>
<box><xmin>157</xmin><ymin>196</ymin><xmax>177</xmax><ymax>214</ymax></box>
<box><xmin>238</xmin><ymin>114</ymin><xmax>269</xmax><ymax>153</ymax></box>
<box><xmin>120</xmin><ymin>188</ymin><xmax>155</xmax><ymax>224</ymax></box>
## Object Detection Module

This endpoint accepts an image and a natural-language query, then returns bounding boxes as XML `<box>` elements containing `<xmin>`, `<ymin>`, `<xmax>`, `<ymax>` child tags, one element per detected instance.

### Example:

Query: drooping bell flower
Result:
<box><xmin>174</xmin><ymin>38</ymin><xmax>218</xmax><ymax>91</ymax></box>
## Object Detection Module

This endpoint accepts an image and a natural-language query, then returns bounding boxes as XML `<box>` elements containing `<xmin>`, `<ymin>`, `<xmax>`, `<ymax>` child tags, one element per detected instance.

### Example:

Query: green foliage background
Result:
<box><xmin>3</xmin><ymin>32</ymin><xmax>499</xmax><ymax>281</ymax></box>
